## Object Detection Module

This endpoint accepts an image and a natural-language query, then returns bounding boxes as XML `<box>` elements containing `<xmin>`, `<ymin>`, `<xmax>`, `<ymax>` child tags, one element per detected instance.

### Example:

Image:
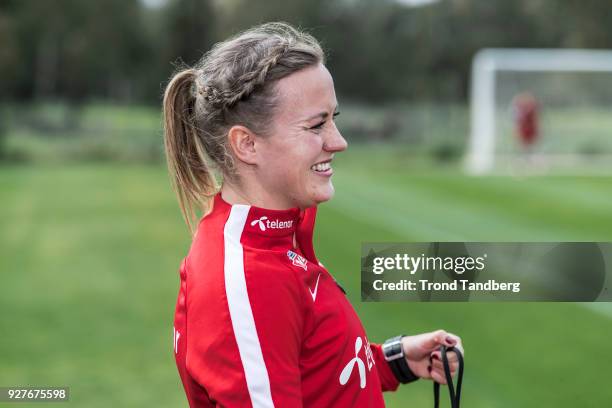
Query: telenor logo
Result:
<box><xmin>250</xmin><ymin>216</ymin><xmax>293</xmax><ymax>232</ymax></box>
<box><xmin>251</xmin><ymin>216</ymin><xmax>269</xmax><ymax>231</ymax></box>
<box><xmin>339</xmin><ymin>337</ymin><xmax>367</xmax><ymax>389</ymax></box>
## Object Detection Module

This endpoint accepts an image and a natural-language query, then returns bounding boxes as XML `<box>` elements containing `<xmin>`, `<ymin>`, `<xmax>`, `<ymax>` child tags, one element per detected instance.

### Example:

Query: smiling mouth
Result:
<box><xmin>310</xmin><ymin>160</ymin><xmax>332</xmax><ymax>173</ymax></box>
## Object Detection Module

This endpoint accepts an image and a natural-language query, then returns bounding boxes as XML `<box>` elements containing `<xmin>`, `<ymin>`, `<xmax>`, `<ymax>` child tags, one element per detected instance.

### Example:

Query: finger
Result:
<box><xmin>421</xmin><ymin>329</ymin><xmax>455</xmax><ymax>351</ymax></box>
<box><xmin>431</xmin><ymin>359</ymin><xmax>444</xmax><ymax>371</ymax></box>
<box><xmin>446</xmin><ymin>333</ymin><xmax>464</xmax><ymax>356</ymax></box>
<box><xmin>425</xmin><ymin>364</ymin><xmax>433</xmax><ymax>380</ymax></box>
<box><xmin>442</xmin><ymin>354</ymin><xmax>458</xmax><ymax>365</ymax></box>
<box><xmin>434</xmin><ymin>361</ymin><xmax>459</xmax><ymax>375</ymax></box>
<box><xmin>432</xmin><ymin>358</ymin><xmax>458</xmax><ymax>376</ymax></box>
<box><xmin>454</xmin><ymin>343</ymin><xmax>465</xmax><ymax>356</ymax></box>
<box><xmin>430</xmin><ymin>349</ymin><xmax>459</xmax><ymax>361</ymax></box>
<box><xmin>435</xmin><ymin>329</ymin><xmax>458</xmax><ymax>348</ymax></box>
<box><xmin>430</xmin><ymin>369</ymin><xmax>447</xmax><ymax>385</ymax></box>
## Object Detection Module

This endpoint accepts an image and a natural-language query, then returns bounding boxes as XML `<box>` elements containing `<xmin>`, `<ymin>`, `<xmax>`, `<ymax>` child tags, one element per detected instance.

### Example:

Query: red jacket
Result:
<box><xmin>173</xmin><ymin>194</ymin><xmax>399</xmax><ymax>407</ymax></box>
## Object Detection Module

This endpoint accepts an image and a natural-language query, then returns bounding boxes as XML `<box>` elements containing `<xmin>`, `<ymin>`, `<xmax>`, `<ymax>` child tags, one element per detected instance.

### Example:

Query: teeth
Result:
<box><xmin>311</xmin><ymin>162</ymin><xmax>331</xmax><ymax>172</ymax></box>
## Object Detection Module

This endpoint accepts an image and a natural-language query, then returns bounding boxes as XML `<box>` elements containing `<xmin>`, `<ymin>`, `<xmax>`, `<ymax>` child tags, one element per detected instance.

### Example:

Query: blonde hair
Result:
<box><xmin>162</xmin><ymin>22</ymin><xmax>324</xmax><ymax>234</ymax></box>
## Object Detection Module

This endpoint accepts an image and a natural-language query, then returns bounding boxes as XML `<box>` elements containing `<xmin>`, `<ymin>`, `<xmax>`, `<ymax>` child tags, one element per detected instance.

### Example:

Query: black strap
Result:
<box><xmin>382</xmin><ymin>336</ymin><xmax>419</xmax><ymax>384</ymax></box>
<box><xmin>389</xmin><ymin>355</ymin><xmax>419</xmax><ymax>384</ymax></box>
<box><xmin>433</xmin><ymin>345</ymin><xmax>464</xmax><ymax>408</ymax></box>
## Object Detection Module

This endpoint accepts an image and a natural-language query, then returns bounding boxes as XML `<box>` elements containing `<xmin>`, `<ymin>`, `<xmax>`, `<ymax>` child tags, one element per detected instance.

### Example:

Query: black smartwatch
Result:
<box><xmin>382</xmin><ymin>335</ymin><xmax>419</xmax><ymax>384</ymax></box>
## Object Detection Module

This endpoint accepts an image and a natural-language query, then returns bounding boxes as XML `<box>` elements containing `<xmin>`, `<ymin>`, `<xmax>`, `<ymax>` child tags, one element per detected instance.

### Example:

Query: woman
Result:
<box><xmin>163</xmin><ymin>22</ymin><xmax>463</xmax><ymax>407</ymax></box>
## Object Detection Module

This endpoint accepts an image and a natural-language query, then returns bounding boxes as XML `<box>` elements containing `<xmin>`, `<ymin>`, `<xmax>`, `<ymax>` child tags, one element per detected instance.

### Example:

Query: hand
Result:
<box><xmin>400</xmin><ymin>329</ymin><xmax>463</xmax><ymax>385</ymax></box>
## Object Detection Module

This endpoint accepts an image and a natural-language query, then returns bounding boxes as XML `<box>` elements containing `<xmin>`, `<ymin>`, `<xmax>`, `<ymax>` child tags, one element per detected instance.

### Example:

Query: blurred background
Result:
<box><xmin>2</xmin><ymin>0</ymin><xmax>612</xmax><ymax>406</ymax></box>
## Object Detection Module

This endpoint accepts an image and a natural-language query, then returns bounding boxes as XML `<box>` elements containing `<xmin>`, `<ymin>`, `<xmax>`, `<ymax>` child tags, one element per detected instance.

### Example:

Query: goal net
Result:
<box><xmin>466</xmin><ymin>48</ymin><xmax>612</xmax><ymax>174</ymax></box>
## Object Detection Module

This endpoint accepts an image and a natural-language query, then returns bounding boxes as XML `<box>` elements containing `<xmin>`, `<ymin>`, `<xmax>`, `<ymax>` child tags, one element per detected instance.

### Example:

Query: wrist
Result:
<box><xmin>382</xmin><ymin>335</ymin><xmax>419</xmax><ymax>384</ymax></box>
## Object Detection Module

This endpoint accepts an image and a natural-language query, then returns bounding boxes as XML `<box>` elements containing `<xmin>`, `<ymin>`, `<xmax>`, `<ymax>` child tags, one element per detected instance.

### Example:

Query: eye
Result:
<box><xmin>309</xmin><ymin>111</ymin><xmax>340</xmax><ymax>131</ymax></box>
<box><xmin>310</xmin><ymin>122</ymin><xmax>325</xmax><ymax>130</ymax></box>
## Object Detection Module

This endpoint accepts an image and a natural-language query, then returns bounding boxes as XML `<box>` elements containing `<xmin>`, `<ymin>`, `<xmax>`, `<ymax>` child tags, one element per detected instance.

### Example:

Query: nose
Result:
<box><xmin>323</xmin><ymin>123</ymin><xmax>348</xmax><ymax>152</ymax></box>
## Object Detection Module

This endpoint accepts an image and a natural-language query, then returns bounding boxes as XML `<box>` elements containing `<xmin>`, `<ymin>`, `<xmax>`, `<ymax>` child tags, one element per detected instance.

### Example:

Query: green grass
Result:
<box><xmin>0</xmin><ymin>165</ymin><xmax>188</xmax><ymax>407</ymax></box>
<box><xmin>2</xmin><ymin>152</ymin><xmax>612</xmax><ymax>407</ymax></box>
<box><xmin>323</xmin><ymin>148</ymin><xmax>612</xmax><ymax>407</ymax></box>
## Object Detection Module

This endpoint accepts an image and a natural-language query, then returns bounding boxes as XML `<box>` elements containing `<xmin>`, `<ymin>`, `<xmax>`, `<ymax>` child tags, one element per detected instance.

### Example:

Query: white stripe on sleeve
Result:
<box><xmin>224</xmin><ymin>204</ymin><xmax>275</xmax><ymax>408</ymax></box>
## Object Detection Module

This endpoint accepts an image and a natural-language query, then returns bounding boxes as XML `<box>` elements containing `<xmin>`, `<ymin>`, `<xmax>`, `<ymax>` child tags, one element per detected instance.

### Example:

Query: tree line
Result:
<box><xmin>1</xmin><ymin>0</ymin><xmax>612</xmax><ymax>105</ymax></box>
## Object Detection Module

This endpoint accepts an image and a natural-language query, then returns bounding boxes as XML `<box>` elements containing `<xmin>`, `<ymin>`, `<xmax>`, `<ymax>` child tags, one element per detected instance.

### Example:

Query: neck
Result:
<box><xmin>221</xmin><ymin>180</ymin><xmax>297</xmax><ymax>210</ymax></box>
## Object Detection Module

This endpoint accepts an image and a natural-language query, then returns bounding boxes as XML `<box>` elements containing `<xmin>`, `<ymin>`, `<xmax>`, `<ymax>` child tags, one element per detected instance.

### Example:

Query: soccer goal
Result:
<box><xmin>466</xmin><ymin>48</ymin><xmax>612</xmax><ymax>174</ymax></box>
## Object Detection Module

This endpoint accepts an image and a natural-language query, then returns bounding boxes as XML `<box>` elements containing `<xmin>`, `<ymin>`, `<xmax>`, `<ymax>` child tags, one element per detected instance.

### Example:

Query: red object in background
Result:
<box><xmin>513</xmin><ymin>93</ymin><xmax>539</xmax><ymax>146</ymax></box>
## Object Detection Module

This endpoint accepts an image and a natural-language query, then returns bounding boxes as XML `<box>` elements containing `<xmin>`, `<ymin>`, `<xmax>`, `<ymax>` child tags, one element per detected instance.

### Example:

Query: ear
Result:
<box><xmin>227</xmin><ymin>125</ymin><xmax>258</xmax><ymax>165</ymax></box>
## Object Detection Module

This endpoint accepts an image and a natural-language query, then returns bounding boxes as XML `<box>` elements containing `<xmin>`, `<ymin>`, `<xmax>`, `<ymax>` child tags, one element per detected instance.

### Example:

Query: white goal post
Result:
<box><xmin>466</xmin><ymin>48</ymin><xmax>612</xmax><ymax>174</ymax></box>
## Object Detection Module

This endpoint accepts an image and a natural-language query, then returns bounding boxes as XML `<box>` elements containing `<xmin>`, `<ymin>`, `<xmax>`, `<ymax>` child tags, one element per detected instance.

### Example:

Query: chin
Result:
<box><xmin>311</xmin><ymin>184</ymin><xmax>335</xmax><ymax>206</ymax></box>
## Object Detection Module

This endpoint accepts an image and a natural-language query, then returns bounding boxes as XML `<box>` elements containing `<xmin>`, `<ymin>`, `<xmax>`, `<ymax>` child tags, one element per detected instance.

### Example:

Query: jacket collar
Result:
<box><xmin>213</xmin><ymin>193</ymin><xmax>319</xmax><ymax>264</ymax></box>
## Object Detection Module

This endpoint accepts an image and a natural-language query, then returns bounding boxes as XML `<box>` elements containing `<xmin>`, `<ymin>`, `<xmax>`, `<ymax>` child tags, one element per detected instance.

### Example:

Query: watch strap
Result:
<box><xmin>382</xmin><ymin>335</ymin><xmax>419</xmax><ymax>384</ymax></box>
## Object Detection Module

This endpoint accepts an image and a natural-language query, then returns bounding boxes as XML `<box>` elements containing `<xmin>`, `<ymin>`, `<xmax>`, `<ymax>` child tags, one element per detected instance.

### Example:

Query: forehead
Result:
<box><xmin>273</xmin><ymin>64</ymin><xmax>337</xmax><ymax>121</ymax></box>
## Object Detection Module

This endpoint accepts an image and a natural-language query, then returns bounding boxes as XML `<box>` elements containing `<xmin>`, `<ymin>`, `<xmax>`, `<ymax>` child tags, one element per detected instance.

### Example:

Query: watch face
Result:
<box><xmin>383</xmin><ymin>338</ymin><xmax>404</xmax><ymax>362</ymax></box>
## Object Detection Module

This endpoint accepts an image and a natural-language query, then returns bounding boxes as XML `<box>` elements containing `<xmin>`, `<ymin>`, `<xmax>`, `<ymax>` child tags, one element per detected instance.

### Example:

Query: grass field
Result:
<box><xmin>2</xmin><ymin>148</ymin><xmax>612</xmax><ymax>407</ymax></box>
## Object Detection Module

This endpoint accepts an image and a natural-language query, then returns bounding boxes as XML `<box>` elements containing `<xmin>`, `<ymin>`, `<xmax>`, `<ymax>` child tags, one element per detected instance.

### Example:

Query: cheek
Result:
<box><xmin>261</xmin><ymin>149</ymin><xmax>305</xmax><ymax>187</ymax></box>
<box><xmin>283</xmin><ymin>138</ymin><xmax>321</xmax><ymax>169</ymax></box>
<box><xmin>261</xmin><ymin>133</ymin><xmax>324</xmax><ymax>185</ymax></box>
<box><xmin>300</xmin><ymin>135</ymin><xmax>324</xmax><ymax>160</ymax></box>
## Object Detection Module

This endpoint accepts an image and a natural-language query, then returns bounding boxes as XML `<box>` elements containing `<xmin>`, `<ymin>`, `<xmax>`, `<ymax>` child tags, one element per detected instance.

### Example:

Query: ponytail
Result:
<box><xmin>163</xmin><ymin>69</ymin><xmax>218</xmax><ymax>235</ymax></box>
